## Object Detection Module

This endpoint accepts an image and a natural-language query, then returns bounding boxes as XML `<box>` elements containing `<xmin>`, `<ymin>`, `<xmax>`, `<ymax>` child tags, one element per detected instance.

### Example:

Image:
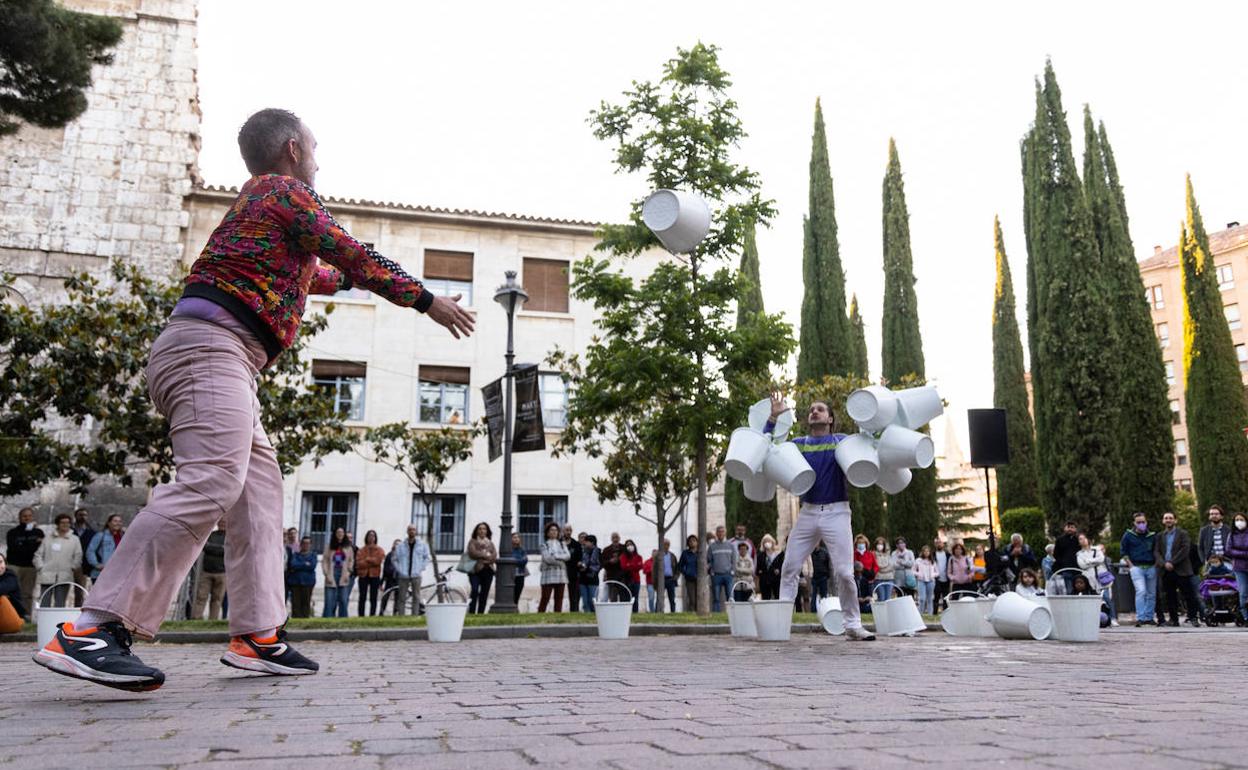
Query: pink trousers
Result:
<box><xmin>85</xmin><ymin>317</ymin><xmax>285</xmax><ymax>638</ymax></box>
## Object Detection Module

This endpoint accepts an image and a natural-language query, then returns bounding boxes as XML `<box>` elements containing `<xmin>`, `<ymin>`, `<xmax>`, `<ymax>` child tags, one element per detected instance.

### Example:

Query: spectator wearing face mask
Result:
<box><xmin>1120</xmin><ymin>512</ymin><xmax>1158</xmax><ymax>626</ymax></box>
<box><xmin>872</xmin><ymin>537</ymin><xmax>894</xmax><ymax>599</ymax></box>
<box><xmin>619</xmin><ymin>539</ymin><xmax>644</xmax><ymax>612</ymax></box>
<box><xmin>891</xmin><ymin>538</ymin><xmax>916</xmax><ymax>596</ymax></box>
<box><xmin>1222</xmin><ymin>513</ymin><xmax>1248</xmax><ymax>622</ymax></box>
<box><xmin>854</xmin><ymin>534</ymin><xmax>877</xmax><ymax>582</ymax></box>
<box><xmin>756</xmin><ymin>535</ymin><xmax>784</xmax><ymax>600</ymax></box>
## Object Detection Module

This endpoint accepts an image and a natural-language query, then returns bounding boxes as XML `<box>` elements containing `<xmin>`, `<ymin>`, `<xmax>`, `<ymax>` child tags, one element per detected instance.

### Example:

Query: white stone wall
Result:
<box><xmin>0</xmin><ymin>0</ymin><xmax>199</xmax><ymax>298</ymax></box>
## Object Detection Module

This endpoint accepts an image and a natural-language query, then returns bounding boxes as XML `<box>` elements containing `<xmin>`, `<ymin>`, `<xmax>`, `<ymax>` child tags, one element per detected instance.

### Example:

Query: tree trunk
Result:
<box><xmin>654</xmin><ymin>499</ymin><xmax>666</xmax><ymax>614</ymax></box>
<box><xmin>696</xmin><ymin>441</ymin><xmax>709</xmax><ymax>617</ymax></box>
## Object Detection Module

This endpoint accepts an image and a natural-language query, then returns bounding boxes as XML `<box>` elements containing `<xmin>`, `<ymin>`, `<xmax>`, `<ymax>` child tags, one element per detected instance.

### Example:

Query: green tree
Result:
<box><xmin>797</xmin><ymin>99</ymin><xmax>853</xmax><ymax>383</ymax></box>
<box><xmin>879</xmin><ymin>138</ymin><xmax>937</xmax><ymax>548</ymax></box>
<box><xmin>361</xmin><ymin>423</ymin><xmax>480</xmax><ymax>598</ymax></box>
<box><xmin>936</xmin><ymin>474</ymin><xmax>982</xmax><ymax>537</ymax></box>
<box><xmin>990</xmin><ymin>216</ymin><xmax>1039</xmax><ymax>511</ymax></box>
<box><xmin>999</xmin><ymin>507</ymin><xmax>1048</xmax><ymax>554</ymax></box>
<box><xmin>1179</xmin><ymin>176</ymin><xmax>1248</xmax><ymax>513</ymax></box>
<box><xmin>724</xmin><ymin>222</ymin><xmax>779</xmax><ymax>542</ymax></box>
<box><xmin>847</xmin><ymin>293</ymin><xmax>884</xmax><ymax>537</ymax></box>
<box><xmin>0</xmin><ymin>263</ymin><xmax>355</xmax><ymax>497</ymax></box>
<box><xmin>1020</xmin><ymin>62</ymin><xmax>1121</xmax><ymax>536</ymax></box>
<box><xmin>576</xmin><ymin>43</ymin><xmax>795</xmax><ymax>615</ymax></box>
<box><xmin>0</xmin><ymin>0</ymin><xmax>123</xmax><ymax>135</ymax></box>
<box><xmin>1082</xmin><ymin>109</ymin><xmax>1173</xmax><ymax>533</ymax></box>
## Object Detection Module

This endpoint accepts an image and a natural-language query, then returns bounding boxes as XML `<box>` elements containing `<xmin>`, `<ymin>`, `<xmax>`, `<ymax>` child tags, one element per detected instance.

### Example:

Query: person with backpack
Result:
<box><xmin>577</xmin><ymin>534</ymin><xmax>601</xmax><ymax>612</ymax></box>
<box><xmin>86</xmin><ymin>515</ymin><xmax>126</xmax><ymax>583</ymax></box>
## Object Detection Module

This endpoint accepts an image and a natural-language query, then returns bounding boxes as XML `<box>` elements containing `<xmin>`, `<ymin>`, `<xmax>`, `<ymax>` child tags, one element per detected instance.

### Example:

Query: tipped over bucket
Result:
<box><xmin>763</xmin><ymin>442</ymin><xmax>816</xmax><ymax>496</ymax></box>
<box><xmin>817</xmin><ymin>596</ymin><xmax>844</xmax><ymax>635</ymax></box>
<box><xmin>893</xmin><ymin>386</ymin><xmax>943</xmax><ymax>430</ymax></box>
<box><xmin>835</xmin><ymin>432</ymin><xmax>880</xmax><ymax>488</ymax></box>
<box><xmin>642</xmin><ymin>189</ymin><xmax>711</xmax><ymax>254</ymax></box>
<box><xmin>846</xmin><ymin>385</ymin><xmax>899</xmax><ymax>432</ymax></box>
<box><xmin>875</xmin><ymin>465</ymin><xmax>912</xmax><ymax>494</ymax></box>
<box><xmin>877</xmin><ymin>425</ymin><xmax>935</xmax><ymax>469</ymax></box>
<box><xmin>988</xmin><ymin>591</ymin><xmax>1052</xmax><ymax>640</ymax></box>
<box><xmin>726</xmin><ymin>428</ymin><xmax>772</xmax><ymax>481</ymax></box>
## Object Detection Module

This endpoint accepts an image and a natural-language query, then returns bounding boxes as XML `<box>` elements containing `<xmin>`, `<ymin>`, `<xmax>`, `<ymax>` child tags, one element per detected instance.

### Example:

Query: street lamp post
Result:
<box><xmin>491</xmin><ymin>270</ymin><xmax>527</xmax><ymax>613</ymax></box>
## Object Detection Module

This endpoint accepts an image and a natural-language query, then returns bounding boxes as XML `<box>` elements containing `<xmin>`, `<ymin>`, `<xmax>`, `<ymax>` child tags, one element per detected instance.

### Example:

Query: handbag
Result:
<box><xmin>455</xmin><ymin>552</ymin><xmax>477</xmax><ymax>574</ymax></box>
<box><xmin>1095</xmin><ymin>565</ymin><xmax>1115</xmax><ymax>588</ymax></box>
<box><xmin>904</xmin><ymin>571</ymin><xmax>917</xmax><ymax>590</ymax></box>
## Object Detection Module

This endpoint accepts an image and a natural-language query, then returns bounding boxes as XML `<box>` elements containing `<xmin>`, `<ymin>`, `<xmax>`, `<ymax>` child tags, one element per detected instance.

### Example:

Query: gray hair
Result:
<box><xmin>1010</xmin><ymin>533</ymin><xmax>1023</xmax><ymax>542</ymax></box>
<box><xmin>237</xmin><ymin>108</ymin><xmax>303</xmax><ymax>175</ymax></box>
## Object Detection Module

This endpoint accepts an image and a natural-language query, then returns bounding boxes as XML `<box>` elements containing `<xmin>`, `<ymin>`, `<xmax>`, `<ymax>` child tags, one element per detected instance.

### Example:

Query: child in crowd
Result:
<box><xmin>1205</xmin><ymin>554</ymin><xmax>1232</xmax><ymax>578</ymax></box>
<box><xmin>1014</xmin><ymin>568</ymin><xmax>1043</xmax><ymax>598</ymax></box>
<box><xmin>855</xmin><ymin>561</ymin><xmax>872</xmax><ymax>615</ymax></box>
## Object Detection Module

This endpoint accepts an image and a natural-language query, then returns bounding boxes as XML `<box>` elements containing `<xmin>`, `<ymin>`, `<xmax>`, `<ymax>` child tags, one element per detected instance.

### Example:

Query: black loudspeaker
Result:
<box><xmin>968</xmin><ymin>408</ymin><xmax>1009</xmax><ymax>468</ymax></box>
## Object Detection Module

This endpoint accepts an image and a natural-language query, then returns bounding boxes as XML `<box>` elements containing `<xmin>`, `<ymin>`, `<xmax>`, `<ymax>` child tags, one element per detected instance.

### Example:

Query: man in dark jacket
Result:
<box><xmin>577</xmin><ymin>534</ymin><xmax>601</xmax><ymax>611</ymax></box>
<box><xmin>810</xmin><ymin>541</ymin><xmax>831</xmax><ymax>608</ymax></box>
<box><xmin>5</xmin><ymin>507</ymin><xmax>44</xmax><ymax>620</ymax></box>
<box><xmin>1121</xmin><ymin>512</ymin><xmax>1158</xmax><ymax>626</ymax></box>
<box><xmin>600</xmin><ymin>532</ymin><xmax>626</xmax><ymax>601</ymax></box>
<box><xmin>1198</xmin><ymin>505</ymin><xmax>1233</xmax><ymax>564</ymax></box>
<box><xmin>1052</xmin><ymin>521</ymin><xmax>1081</xmax><ymax>593</ymax></box>
<box><xmin>562</xmin><ymin>525</ymin><xmax>582</xmax><ymax>612</ymax></box>
<box><xmin>1154</xmin><ymin>512</ymin><xmax>1200</xmax><ymax>626</ymax></box>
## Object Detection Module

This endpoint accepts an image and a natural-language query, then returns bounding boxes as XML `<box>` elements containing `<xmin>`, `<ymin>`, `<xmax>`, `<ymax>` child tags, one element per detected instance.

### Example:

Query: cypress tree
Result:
<box><xmin>797</xmin><ymin>99</ymin><xmax>852</xmax><ymax>382</ymax></box>
<box><xmin>1019</xmin><ymin>62</ymin><xmax>1121</xmax><ymax>536</ymax></box>
<box><xmin>1180</xmin><ymin>177</ymin><xmax>1248</xmax><ymax>513</ymax></box>
<box><xmin>990</xmin><ymin>216</ymin><xmax>1039</xmax><ymax>511</ymax></box>
<box><xmin>848</xmin><ymin>294</ymin><xmax>886</xmax><ymax>537</ymax></box>
<box><xmin>725</xmin><ymin>223</ymin><xmax>779</xmax><ymax>540</ymax></box>
<box><xmin>880</xmin><ymin>139</ymin><xmax>937</xmax><ymax>547</ymax></box>
<box><xmin>1083</xmin><ymin>109</ymin><xmax>1174</xmax><ymax>531</ymax></box>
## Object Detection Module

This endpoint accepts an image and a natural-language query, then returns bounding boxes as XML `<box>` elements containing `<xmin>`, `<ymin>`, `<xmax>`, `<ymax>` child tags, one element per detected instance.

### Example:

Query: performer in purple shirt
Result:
<box><xmin>764</xmin><ymin>393</ymin><xmax>875</xmax><ymax>641</ymax></box>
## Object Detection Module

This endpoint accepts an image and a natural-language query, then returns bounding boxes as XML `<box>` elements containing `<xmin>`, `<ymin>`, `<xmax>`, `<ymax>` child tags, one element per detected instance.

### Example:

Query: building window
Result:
<box><xmin>1218</xmin><ymin>264</ymin><xmax>1235</xmax><ymax>291</ymax></box>
<box><xmin>1226</xmin><ymin>304</ymin><xmax>1241</xmax><ymax>331</ymax></box>
<box><xmin>419</xmin><ymin>365</ymin><xmax>470</xmax><ymax>424</ymax></box>
<box><xmin>312</xmin><ymin>360</ymin><xmax>366</xmax><ymax>421</ymax></box>
<box><xmin>1170</xmin><ymin>399</ymin><xmax>1181</xmax><ymax>425</ymax></box>
<box><xmin>1175</xmin><ymin>439</ymin><xmax>1188</xmax><ymax>467</ymax></box>
<box><xmin>540</xmin><ymin>372</ymin><xmax>568</xmax><ymax>429</ymax></box>
<box><xmin>1176</xmin><ymin>478</ymin><xmax>1193</xmax><ymax>492</ymax></box>
<box><xmin>412</xmin><ymin>494</ymin><xmax>466</xmax><ymax>555</ymax></box>
<box><xmin>1237</xmin><ymin>344</ymin><xmax>1248</xmax><ymax>373</ymax></box>
<box><xmin>300</xmin><ymin>492</ymin><xmax>358</xmax><ymax>553</ymax></box>
<box><xmin>517</xmin><ymin>495</ymin><xmax>567</xmax><ymax>552</ymax></box>
<box><xmin>523</xmin><ymin>258</ymin><xmax>570</xmax><ymax>313</ymax></box>
<box><xmin>1146</xmin><ymin>285</ymin><xmax>1164</xmax><ymax>310</ymax></box>
<box><xmin>424</xmin><ymin>249</ymin><xmax>474</xmax><ymax>305</ymax></box>
<box><xmin>1156</xmin><ymin>322</ymin><xmax>1169</xmax><ymax>349</ymax></box>
<box><xmin>1164</xmin><ymin>361</ymin><xmax>1175</xmax><ymax>387</ymax></box>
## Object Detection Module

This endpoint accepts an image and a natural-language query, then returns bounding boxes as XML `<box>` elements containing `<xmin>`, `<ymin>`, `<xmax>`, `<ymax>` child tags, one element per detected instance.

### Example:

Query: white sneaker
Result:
<box><xmin>845</xmin><ymin>626</ymin><xmax>876</xmax><ymax>641</ymax></box>
<box><xmin>1110</xmin><ymin>619</ymin><xmax>1120</xmax><ymax>627</ymax></box>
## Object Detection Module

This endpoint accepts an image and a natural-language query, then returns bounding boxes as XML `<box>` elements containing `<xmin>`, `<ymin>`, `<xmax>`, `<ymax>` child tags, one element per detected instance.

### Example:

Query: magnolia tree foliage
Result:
<box><xmin>0</xmin><ymin>263</ymin><xmax>354</xmax><ymax>497</ymax></box>
<box><xmin>556</xmin><ymin>43</ymin><xmax>794</xmax><ymax>614</ymax></box>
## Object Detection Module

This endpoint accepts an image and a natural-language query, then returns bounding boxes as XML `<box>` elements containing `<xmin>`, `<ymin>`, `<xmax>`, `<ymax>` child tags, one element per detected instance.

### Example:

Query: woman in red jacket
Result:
<box><xmin>620</xmin><ymin>539</ymin><xmax>645</xmax><ymax>613</ymax></box>
<box><xmin>854</xmin><ymin>533</ymin><xmax>878</xmax><ymax>579</ymax></box>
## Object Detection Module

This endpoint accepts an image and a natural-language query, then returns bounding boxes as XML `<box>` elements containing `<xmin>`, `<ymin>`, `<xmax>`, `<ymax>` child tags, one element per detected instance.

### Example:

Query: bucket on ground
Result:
<box><xmin>641</xmin><ymin>189</ymin><xmax>711</xmax><ymax>254</ymax></box>
<box><xmin>742</xmin><ymin>470</ymin><xmax>776</xmax><ymax>502</ymax></box>
<box><xmin>877</xmin><ymin>424</ymin><xmax>935</xmax><ymax>469</ymax></box>
<box><xmin>762</xmin><ymin>442</ymin><xmax>816</xmax><ymax>496</ymax></box>
<box><xmin>751</xmin><ymin>599</ymin><xmax>793</xmax><ymax>641</ymax></box>
<box><xmin>834</xmin><ymin>432</ymin><xmax>880</xmax><ymax>488</ymax></box>
<box><xmin>594</xmin><ymin>580</ymin><xmax>634</xmax><ymax>640</ymax></box>
<box><xmin>419</xmin><ymin>583</ymin><xmax>469</xmax><ymax>643</ymax></box>
<box><xmin>817</xmin><ymin>596</ymin><xmax>844</xmax><ymax>635</ymax></box>
<box><xmin>869</xmin><ymin>583</ymin><xmax>925</xmax><ymax>636</ymax></box>
<box><xmin>893</xmin><ymin>386</ymin><xmax>943</xmax><ymax>430</ymax></box>
<box><xmin>1046</xmin><ymin>569</ymin><xmax>1103</xmax><ymax>642</ymax></box>
<box><xmin>727</xmin><ymin>581</ymin><xmax>758</xmax><ymax>638</ymax></box>
<box><xmin>939</xmin><ymin>590</ymin><xmax>995</xmax><ymax>637</ymax></box>
<box><xmin>875</xmin><ymin>465</ymin><xmax>912</xmax><ymax>495</ymax></box>
<box><xmin>36</xmin><ymin>582</ymin><xmax>86</xmax><ymax>649</ymax></box>
<box><xmin>988</xmin><ymin>590</ymin><xmax>1052</xmax><ymax>640</ymax></box>
<box><xmin>846</xmin><ymin>385</ymin><xmax>899</xmax><ymax>432</ymax></box>
<box><xmin>725</xmin><ymin>427</ymin><xmax>772</xmax><ymax>481</ymax></box>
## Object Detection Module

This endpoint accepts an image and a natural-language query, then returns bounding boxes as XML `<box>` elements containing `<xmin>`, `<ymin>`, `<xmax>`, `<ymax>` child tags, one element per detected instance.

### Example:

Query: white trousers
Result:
<box><xmin>780</xmin><ymin>501</ymin><xmax>861</xmax><ymax>630</ymax></box>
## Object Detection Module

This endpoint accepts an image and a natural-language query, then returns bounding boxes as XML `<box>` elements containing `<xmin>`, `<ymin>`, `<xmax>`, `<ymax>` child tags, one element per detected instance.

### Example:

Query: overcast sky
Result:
<box><xmin>197</xmin><ymin>0</ymin><xmax>1248</xmax><ymax>451</ymax></box>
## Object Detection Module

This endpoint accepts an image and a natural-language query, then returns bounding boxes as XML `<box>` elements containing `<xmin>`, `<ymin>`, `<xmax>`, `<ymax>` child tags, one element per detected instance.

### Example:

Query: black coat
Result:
<box><xmin>564</xmin><ymin>538</ymin><xmax>582</xmax><ymax>583</ymax></box>
<box><xmin>1053</xmin><ymin>533</ymin><xmax>1080</xmax><ymax>571</ymax></box>
<box><xmin>0</xmin><ymin>570</ymin><xmax>26</xmax><ymax>619</ymax></box>
<box><xmin>756</xmin><ymin>550</ymin><xmax>785</xmax><ymax>592</ymax></box>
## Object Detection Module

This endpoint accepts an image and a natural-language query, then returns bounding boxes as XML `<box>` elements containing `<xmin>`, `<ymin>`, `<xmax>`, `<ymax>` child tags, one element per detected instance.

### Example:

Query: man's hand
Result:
<box><xmin>426</xmin><ymin>293</ymin><xmax>475</xmax><ymax>339</ymax></box>
<box><xmin>1165</xmin><ymin>562</ymin><xmax>1174</xmax><ymax>571</ymax></box>
<box><xmin>769</xmin><ymin>390</ymin><xmax>790</xmax><ymax>420</ymax></box>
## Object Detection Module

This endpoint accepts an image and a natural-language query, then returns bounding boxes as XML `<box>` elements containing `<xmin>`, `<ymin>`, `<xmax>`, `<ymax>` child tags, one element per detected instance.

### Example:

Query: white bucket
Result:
<box><xmin>594</xmin><ymin>581</ymin><xmax>634</xmax><ymax>640</ymax></box>
<box><xmin>36</xmin><ymin>583</ymin><xmax>85</xmax><ymax>649</ymax></box>
<box><xmin>875</xmin><ymin>465</ymin><xmax>912</xmax><ymax>494</ymax></box>
<box><xmin>425</xmin><ymin>602</ymin><xmax>469</xmax><ymax>642</ymax></box>
<box><xmin>939</xmin><ymin>591</ymin><xmax>992</xmax><ymax>637</ymax></box>
<box><xmin>725</xmin><ymin>428</ymin><xmax>772</xmax><ymax>481</ymax></box>
<box><xmin>742</xmin><ymin>470</ymin><xmax>776</xmax><ymax>502</ymax></box>
<box><xmin>988</xmin><ymin>590</ymin><xmax>1052</xmax><ymax>640</ymax></box>
<box><xmin>834</xmin><ymin>432</ymin><xmax>880</xmax><ymax>488</ymax></box>
<box><xmin>763</xmin><ymin>442</ymin><xmax>816</xmax><ymax>496</ymax></box>
<box><xmin>1046</xmin><ymin>595</ymin><xmax>1103</xmax><ymax>643</ymax></box>
<box><xmin>868</xmin><ymin>582</ymin><xmax>923</xmax><ymax>636</ymax></box>
<box><xmin>642</xmin><ymin>189</ymin><xmax>711</xmax><ymax>254</ymax></box>
<box><xmin>877</xmin><ymin>424</ymin><xmax>935</xmax><ymax>469</ymax></box>
<box><xmin>727</xmin><ymin>581</ymin><xmax>757</xmax><ymax>638</ymax></box>
<box><xmin>817</xmin><ymin>596</ymin><xmax>844</xmax><ymax>635</ymax></box>
<box><xmin>751</xmin><ymin>599</ymin><xmax>793</xmax><ymax>641</ymax></box>
<box><xmin>893</xmin><ymin>386</ymin><xmax>943</xmax><ymax>430</ymax></box>
<box><xmin>846</xmin><ymin>385</ymin><xmax>899</xmax><ymax>432</ymax></box>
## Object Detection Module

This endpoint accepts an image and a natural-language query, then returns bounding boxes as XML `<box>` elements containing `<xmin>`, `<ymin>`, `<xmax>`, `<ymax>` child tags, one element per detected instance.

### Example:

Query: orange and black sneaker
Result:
<box><xmin>32</xmin><ymin>621</ymin><xmax>165</xmax><ymax>691</ymax></box>
<box><xmin>220</xmin><ymin>627</ymin><xmax>318</xmax><ymax>676</ymax></box>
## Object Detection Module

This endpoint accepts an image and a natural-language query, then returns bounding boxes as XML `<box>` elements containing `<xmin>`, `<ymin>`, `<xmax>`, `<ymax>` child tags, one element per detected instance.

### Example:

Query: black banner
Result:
<box><xmin>482</xmin><ymin>378</ymin><xmax>504</xmax><ymax>462</ymax></box>
<box><xmin>512</xmin><ymin>364</ymin><xmax>546</xmax><ymax>453</ymax></box>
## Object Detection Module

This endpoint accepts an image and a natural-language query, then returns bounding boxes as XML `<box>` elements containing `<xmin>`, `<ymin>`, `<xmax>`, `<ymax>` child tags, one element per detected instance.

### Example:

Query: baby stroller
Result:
<box><xmin>1199</xmin><ymin>575</ymin><xmax>1244</xmax><ymax>626</ymax></box>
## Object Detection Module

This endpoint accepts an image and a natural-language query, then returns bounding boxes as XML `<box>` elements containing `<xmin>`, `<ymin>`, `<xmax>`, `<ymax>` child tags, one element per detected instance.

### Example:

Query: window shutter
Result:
<box><xmin>424</xmin><ymin>250</ymin><xmax>474</xmax><ymax>282</ymax></box>
<box><xmin>523</xmin><ymin>258</ymin><xmax>569</xmax><ymax>313</ymax></box>
<box><xmin>312</xmin><ymin>360</ymin><xmax>367</xmax><ymax>378</ymax></box>
<box><xmin>419</xmin><ymin>365</ymin><xmax>471</xmax><ymax>385</ymax></box>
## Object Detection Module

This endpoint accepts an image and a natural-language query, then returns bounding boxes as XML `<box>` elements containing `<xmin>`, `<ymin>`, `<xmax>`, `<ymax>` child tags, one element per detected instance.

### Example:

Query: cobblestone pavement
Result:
<box><xmin>2</xmin><ymin>627</ymin><xmax>1245</xmax><ymax>769</ymax></box>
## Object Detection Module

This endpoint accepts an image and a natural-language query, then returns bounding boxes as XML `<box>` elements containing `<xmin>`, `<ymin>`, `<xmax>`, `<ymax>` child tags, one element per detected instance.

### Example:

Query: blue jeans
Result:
<box><xmin>1234</xmin><ymin>570</ymin><xmax>1248</xmax><ymax>613</ymax></box>
<box><xmin>1101</xmin><ymin>587</ymin><xmax>1117</xmax><ymax>621</ymax></box>
<box><xmin>647</xmin><ymin>584</ymin><xmax>656</xmax><ymax>612</ymax></box>
<box><xmin>579</xmin><ymin>584</ymin><xmax>596</xmax><ymax>612</ymax></box>
<box><xmin>917</xmin><ymin>580</ymin><xmax>935</xmax><ymax>614</ymax></box>
<box><xmin>323</xmin><ymin>585</ymin><xmax>349</xmax><ymax>617</ymax></box>
<box><xmin>711</xmin><ymin>574</ymin><xmax>732</xmax><ymax>612</ymax></box>
<box><xmin>1130</xmin><ymin>564</ymin><xmax>1157</xmax><ymax>622</ymax></box>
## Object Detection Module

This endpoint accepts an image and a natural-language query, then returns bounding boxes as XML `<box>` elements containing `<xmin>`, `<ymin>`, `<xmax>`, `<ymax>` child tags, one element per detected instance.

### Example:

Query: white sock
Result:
<box><xmin>74</xmin><ymin>609</ymin><xmax>121</xmax><ymax>629</ymax></box>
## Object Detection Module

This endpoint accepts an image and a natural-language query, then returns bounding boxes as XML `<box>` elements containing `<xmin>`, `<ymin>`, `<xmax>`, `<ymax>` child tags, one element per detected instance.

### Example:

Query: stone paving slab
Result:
<box><xmin>2</xmin><ymin>627</ymin><xmax>1245</xmax><ymax>769</ymax></box>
